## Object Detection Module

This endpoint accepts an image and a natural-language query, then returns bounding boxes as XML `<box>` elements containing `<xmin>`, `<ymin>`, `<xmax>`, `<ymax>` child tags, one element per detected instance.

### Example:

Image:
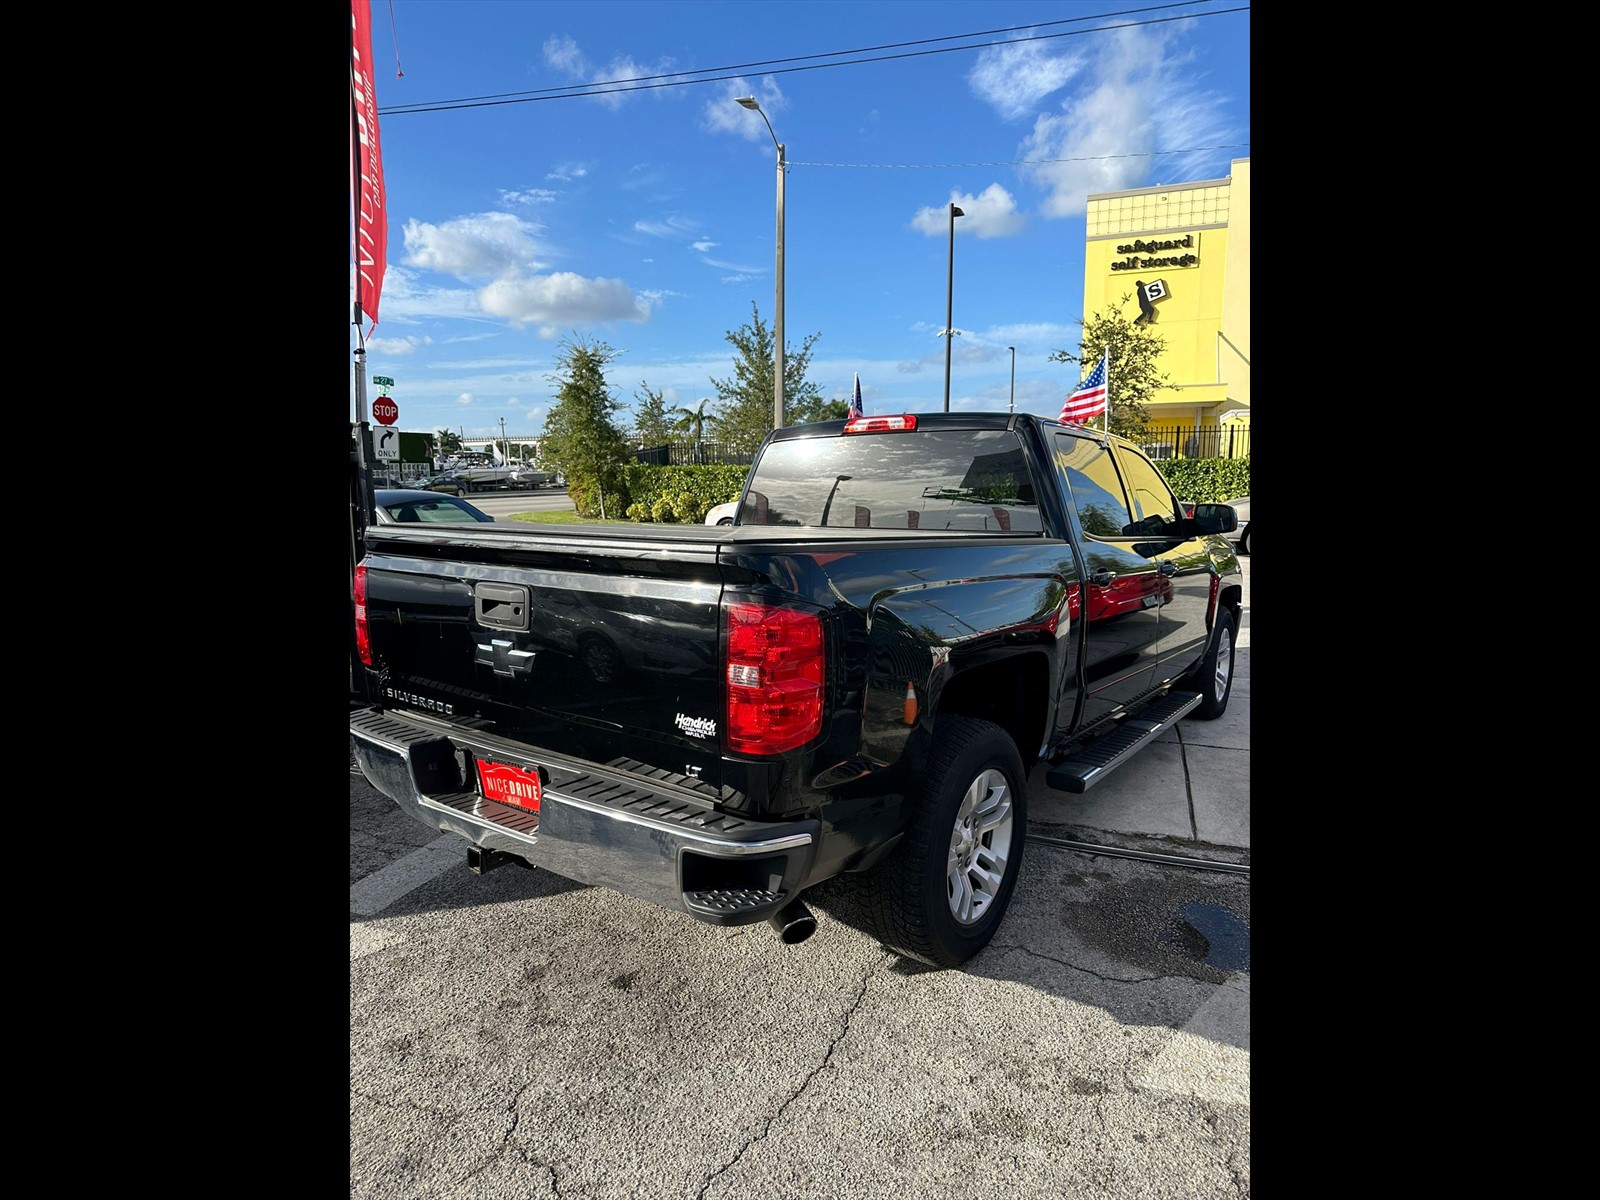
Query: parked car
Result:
<box><xmin>1225</xmin><ymin>495</ymin><xmax>1250</xmax><ymax>554</ymax></box>
<box><xmin>704</xmin><ymin>501</ymin><xmax>739</xmax><ymax>526</ymax></box>
<box><xmin>413</xmin><ymin>474</ymin><xmax>469</xmax><ymax>498</ymax></box>
<box><xmin>374</xmin><ymin>489</ymin><xmax>494</xmax><ymax>525</ymax></box>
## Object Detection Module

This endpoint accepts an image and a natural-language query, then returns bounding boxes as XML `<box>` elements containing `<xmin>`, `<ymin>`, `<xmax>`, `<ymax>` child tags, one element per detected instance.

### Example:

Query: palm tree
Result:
<box><xmin>671</xmin><ymin>399</ymin><xmax>717</xmax><ymax>462</ymax></box>
<box><xmin>671</xmin><ymin>399</ymin><xmax>714</xmax><ymax>443</ymax></box>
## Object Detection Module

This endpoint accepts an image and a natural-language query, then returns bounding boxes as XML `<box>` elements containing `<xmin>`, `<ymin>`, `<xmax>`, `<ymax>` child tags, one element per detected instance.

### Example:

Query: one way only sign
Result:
<box><xmin>373</xmin><ymin>426</ymin><xmax>400</xmax><ymax>461</ymax></box>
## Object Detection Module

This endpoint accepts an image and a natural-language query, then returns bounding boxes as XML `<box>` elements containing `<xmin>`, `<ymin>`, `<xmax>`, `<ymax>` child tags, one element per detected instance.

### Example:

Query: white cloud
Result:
<box><xmin>545</xmin><ymin>163</ymin><xmax>589</xmax><ymax>182</ymax></box>
<box><xmin>540</xmin><ymin>34</ymin><xmax>680</xmax><ymax>110</ymax></box>
<box><xmin>366</xmin><ymin>334</ymin><xmax>432</xmax><ymax>355</ymax></box>
<box><xmin>500</xmin><ymin>187</ymin><xmax>558</xmax><ymax>206</ymax></box>
<box><xmin>632</xmin><ymin>216</ymin><xmax>700</xmax><ymax>240</ymax></box>
<box><xmin>478</xmin><ymin>272</ymin><xmax>652</xmax><ymax>328</ymax></box>
<box><xmin>969</xmin><ymin>38</ymin><xmax>1087</xmax><ymax>120</ymax></box>
<box><xmin>402</xmin><ymin>213</ymin><xmax>547</xmax><ymax>279</ymax></box>
<box><xmin>700</xmin><ymin>255</ymin><xmax>763</xmax><ymax>274</ymax></box>
<box><xmin>690</xmin><ymin>240</ymin><xmax>717</xmax><ymax>253</ymax></box>
<box><xmin>1011</xmin><ymin>24</ymin><xmax>1238</xmax><ymax>219</ymax></box>
<box><xmin>910</xmin><ymin>185</ymin><xmax>1025</xmax><ymax>239</ymax></box>
<box><xmin>541</xmin><ymin>35</ymin><xmax>584</xmax><ymax>75</ymax></box>
<box><xmin>399</xmin><ymin>212</ymin><xmax>653</xmax><ymax>334</ymax></box>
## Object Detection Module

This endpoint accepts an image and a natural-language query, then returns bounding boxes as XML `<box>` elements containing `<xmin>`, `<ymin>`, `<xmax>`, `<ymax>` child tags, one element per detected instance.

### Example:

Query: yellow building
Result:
<box><xmin>1082</xmin><ymin>157</ymin><xmax>1249</xmax><ymax>458</ymax></box>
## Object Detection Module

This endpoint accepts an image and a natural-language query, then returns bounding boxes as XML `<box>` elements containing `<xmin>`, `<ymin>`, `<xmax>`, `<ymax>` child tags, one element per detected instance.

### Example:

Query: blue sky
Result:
<box><xmin>351</xmin><ymin>0</ymin><xmax>1250</xmax><ymax>441</ymax></box>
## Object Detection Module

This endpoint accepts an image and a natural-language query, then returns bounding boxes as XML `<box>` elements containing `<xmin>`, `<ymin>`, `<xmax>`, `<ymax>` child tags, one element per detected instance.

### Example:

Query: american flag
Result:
<box><xmin>847</xmin><ymin>372</ymin><xmax>863</xmax><ymax>420</ymax></box>
<box><xmin>1059</xmin><ymin>351</ymin><xmax>1108</xmax><ymax>425</ymax></box>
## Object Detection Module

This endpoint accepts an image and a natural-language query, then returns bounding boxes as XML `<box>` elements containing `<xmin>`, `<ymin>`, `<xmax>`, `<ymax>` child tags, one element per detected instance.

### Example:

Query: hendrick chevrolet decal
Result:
<box><xmin>674</xmin><ymin>713</ymin><xmax>717</xmax><ymax>739</ymax></box>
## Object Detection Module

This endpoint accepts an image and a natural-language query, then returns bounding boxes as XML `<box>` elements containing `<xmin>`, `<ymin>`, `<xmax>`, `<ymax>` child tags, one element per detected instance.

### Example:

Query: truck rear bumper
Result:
<box><xmin>350</xmin><ymin>706</ymin><xmax>820</xmax><ymax>926</ymax></box>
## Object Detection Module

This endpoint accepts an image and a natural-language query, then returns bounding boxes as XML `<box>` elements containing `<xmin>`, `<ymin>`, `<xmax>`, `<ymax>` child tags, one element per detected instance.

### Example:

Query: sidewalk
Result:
<box><xmin>1026</xmin><ymin>555</ymin><xmax>1250</xmax><ymax>863</ymax></box>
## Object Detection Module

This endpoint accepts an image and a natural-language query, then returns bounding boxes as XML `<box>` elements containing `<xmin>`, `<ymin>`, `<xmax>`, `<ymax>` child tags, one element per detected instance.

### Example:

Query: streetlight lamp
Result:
<box><xmin>943</xmin><ymin>203</ymin><xmax>965</xmax><ymax>411</ymax></box>
<box><xmin>819</xmin><ymin>474</ymin><xmax>853</xmax><ymax>527</ymax></box>
<box><xmin>736</xmin><ymin>96</ymin><xmax>785</xmax><ymax>433</ymax></box>
<box><xmin>1007</xmin><ymin>346</ymin><xmax>1016</xmax><ymax>414</ymax></box>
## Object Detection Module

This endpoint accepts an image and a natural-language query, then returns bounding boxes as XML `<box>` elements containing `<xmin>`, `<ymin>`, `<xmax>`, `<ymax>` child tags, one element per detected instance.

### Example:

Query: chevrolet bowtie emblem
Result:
<box><xmin>474</xmin><ymin>638</ymin><xmax>536</xmax><ymax>679</ymax></box>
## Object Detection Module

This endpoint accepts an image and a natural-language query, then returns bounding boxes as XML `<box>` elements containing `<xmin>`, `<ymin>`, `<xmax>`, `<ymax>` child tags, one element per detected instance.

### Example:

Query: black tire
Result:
<box><xmin>861</xmin><ymin>716</ymin><xmax>1027</xmax><ymax>968</ymax></box>
<box><xmin>1183</xmin><ymin>606</ymin><xmax>1236</xmax><ymax>720</ymax></box>
<box><xmin>717</xmin><ymin>518</ymin><xmax>733</xmax><ymax>527</ymax></box>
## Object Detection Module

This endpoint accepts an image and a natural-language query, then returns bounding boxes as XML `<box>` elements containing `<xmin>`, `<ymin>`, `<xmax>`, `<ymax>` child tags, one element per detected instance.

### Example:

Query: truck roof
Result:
<box><xmin>768</xmin><ymin>411</ymin><xmax>1121</xmax><ymax>443</ymax></box>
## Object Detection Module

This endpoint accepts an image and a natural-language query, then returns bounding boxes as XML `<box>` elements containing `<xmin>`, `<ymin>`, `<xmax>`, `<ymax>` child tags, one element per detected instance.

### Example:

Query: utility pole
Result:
<box><xmin>943</xmin><ymin>203</ymin><xmax>965</xmax><ymax>411</ymax></box>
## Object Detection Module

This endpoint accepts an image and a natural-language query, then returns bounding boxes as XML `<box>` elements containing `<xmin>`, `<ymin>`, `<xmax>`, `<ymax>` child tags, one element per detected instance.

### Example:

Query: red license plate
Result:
<box><xmin>475</xmin><ymin>758</ymin><xmax>542</xmax><ymax>812</ymax></box>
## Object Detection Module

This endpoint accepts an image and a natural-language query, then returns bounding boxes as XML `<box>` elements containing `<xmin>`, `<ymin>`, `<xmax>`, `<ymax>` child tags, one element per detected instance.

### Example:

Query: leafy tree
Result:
<box><xmin>709</xmin><ymin>301</ymin><xmax>823</xmax><ymax>453</ymax></box>
<box><xmin>539</xmin><ymin>336</ymin><xmax>631</xmax><ymax>519</ymax></box>
<box><xmin>1049</xmin><ymin>297</ymin><xmax>1171</xmax><ymax>440</ymax></box>
<box><xmin>433</xmin><ymin>428</ymin><xmax>464</xmax><ymax>454</ymax></box>
<box><xmin>631</xmin><ymin>383</ymin><xmax>674</xmax><ymax>447</ymax></box>
<box><xmin>791</xmin><ymin>394</ymin><xmax>848</xmax><ymax>424</ymax></box>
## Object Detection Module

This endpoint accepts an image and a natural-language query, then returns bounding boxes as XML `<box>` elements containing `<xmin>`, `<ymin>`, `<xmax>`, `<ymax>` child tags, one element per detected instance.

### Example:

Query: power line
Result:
<box><xmin>379</xmin><ymin>3</ymin><xmax>1248</xmax><ymax>116</ymax></box>
<box><xmin>791</xmin><ymin>144</ymin><xmax>1249</xmax><ymax>169</ymax></box>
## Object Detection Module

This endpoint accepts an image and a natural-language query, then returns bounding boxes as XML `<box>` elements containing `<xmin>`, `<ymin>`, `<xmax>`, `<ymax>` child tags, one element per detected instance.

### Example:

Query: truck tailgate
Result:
<box><xmin>359</xmin><ymin>524</ymin><xmax>730</xmax><ymax>789</ymax></box>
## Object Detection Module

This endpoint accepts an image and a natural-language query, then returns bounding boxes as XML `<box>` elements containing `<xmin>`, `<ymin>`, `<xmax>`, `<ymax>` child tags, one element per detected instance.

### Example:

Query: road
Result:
<box><xmin>352</xmin><ymin>777</ymin><xmax>1248</xmax><ymax>1199</ymax></box>
<box><xmin>468</xmin><ymin>487</ymin><xmax>578</xmax><ymax>519</ymax></box>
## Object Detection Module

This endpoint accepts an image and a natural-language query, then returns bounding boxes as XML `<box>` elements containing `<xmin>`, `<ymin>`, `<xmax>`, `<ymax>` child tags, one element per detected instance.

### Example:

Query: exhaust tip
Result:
<box><xmin>769</xmin><ymin>899</ymin><xmax>817</xmax><ymax>945</ymax></box>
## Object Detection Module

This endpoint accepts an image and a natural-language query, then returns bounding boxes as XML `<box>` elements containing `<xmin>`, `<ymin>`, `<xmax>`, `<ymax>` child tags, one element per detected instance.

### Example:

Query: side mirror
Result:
<box><xmin>1190</xmin><ymin>503</ymin><xmax>1239</xmax><ymax>535</ymax></box>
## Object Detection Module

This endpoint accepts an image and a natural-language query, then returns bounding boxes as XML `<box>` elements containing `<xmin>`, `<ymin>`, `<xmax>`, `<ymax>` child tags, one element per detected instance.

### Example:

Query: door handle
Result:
<box><xmin>1157</xmin><ymin>561</ymin><xmax>1178</xmax><ymax>577</ymax></box>
<box><xmin>1091</xmin><ymin>569</ymin><xmax>1117</xmax><ymax>586</ymax></box>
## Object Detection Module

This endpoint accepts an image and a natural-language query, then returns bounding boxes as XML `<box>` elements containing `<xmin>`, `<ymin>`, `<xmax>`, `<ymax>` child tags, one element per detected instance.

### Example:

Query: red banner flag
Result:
<box><xmin>350</xmin><ymin>0</ymin><xmax>388</xmax><ymax>334</ymax></box>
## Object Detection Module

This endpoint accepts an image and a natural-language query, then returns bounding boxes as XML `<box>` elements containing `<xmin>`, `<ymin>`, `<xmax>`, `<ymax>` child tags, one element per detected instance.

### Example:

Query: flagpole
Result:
<box><xmin>351</xmin><ymin>135</ymin><xmax>376</xmax><ymax>538</ymax></box>
<box><xmin>1101</xmin><ymin>347</ymin><xmax>1110</xmax><ymax>436</ymax></box>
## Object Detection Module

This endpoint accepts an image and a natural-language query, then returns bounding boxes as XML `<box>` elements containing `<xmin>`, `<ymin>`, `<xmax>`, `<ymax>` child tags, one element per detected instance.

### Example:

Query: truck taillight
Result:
<box><xmin>353</xmin><ymin>565</ymin><xmax>372</xmax><ymax>666</ymax></box>
<box><xmin>723</xmin><ymin>602</ymin><xmax>824</xmax><ymax>755</ymax></box>
<box><xmin>843</xmin><ymin>414</ymin><xmax>917</xmax><ymax>434</ymax></box>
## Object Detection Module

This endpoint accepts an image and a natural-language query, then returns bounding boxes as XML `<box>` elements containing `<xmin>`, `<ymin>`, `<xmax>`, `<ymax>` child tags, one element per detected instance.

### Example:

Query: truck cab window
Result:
<box><xmin>1052</xmin><ymin>433</ymin><xmax>1131</xmax><ymax>538</ymax></box>
<box><xmin>743</xmin><ymin>430</ymin><xmax>1043</xmax><ymax>532</ymax></box>
<box><xmin>1116</xmin><ymin>446</ymin><xmax>1182</xmax><ymax>535</ymax></box>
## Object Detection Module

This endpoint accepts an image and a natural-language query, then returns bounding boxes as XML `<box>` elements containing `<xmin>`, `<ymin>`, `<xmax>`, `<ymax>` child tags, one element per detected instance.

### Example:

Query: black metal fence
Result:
<box><xmin>1136</xmin><ymin>424</ymin><xmax>1250</xmax><ymax>460</ymax></box>
<box><xmin>631</xmin><ymin>441</ymin><xmax>755</xmax><ymax>467</ymax></box>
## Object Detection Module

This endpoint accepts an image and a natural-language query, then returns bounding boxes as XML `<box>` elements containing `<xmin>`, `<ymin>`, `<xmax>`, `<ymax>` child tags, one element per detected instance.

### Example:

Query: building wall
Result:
<box><xmin>1082</xmin><ymin>158</ymin><xmax>1249</xmax><ymax>454</ymax></box>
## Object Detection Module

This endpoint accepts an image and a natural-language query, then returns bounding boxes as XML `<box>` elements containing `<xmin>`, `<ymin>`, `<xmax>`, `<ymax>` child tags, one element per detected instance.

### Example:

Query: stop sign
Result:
<box><xmin>372</xmin><ymin>396</ymin><xmax>398</xmax><ymax>426</ymax></box>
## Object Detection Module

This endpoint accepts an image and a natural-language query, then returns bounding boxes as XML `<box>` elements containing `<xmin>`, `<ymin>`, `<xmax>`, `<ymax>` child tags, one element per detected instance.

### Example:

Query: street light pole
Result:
<box><xmin>1007</xmin><ymin>346</ymin><xmax>1016</xmax><ymax>414</ymax></box>
<box><xmin>737</xmin><ymin>97</ymin><xmax>785</xmax><ymax>433</ymax></box>
<box><xmin>819</xmin><ymin>474</ymin><xmax>852</xmax><ymax>527</ymax></box>
<box><xmin>943</xmin><ymin>203</ymin><xmax>965</xmax><ymax>412</ymax></box>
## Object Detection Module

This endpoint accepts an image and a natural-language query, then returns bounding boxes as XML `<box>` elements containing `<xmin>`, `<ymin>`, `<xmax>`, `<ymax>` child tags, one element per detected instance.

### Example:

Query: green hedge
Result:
<box><xmin>1155</xmin><ymin>457</ymin><xmax>1249</xmax><ymax>504</ymax></box>
<box><xmin>621</xmin><ymin>463</ymin><xmax>749</xmax><ymax>524</ymax></box>
<box><xmin>579</xmin><ymin>458</ymin><xmax>1248</xmax><ymax>523</ymax></box>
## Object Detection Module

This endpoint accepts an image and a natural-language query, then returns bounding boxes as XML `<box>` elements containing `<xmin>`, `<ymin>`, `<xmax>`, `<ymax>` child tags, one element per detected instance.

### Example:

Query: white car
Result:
<box><xmin>1225</xmin><ymin>495</ymin><xmax>1250</xmax><ymax>555</ymax></box>
<box><xmin>704</xmin><ymin>501</ymin><xmax>738</xmax><ymax>526</ymax></box>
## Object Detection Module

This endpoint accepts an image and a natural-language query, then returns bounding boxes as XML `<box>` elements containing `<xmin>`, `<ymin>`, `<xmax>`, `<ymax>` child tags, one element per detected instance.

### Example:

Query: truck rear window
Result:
<box><xmin>741</xmin><ymin>429</ymin><xmax>1042</xmax><ymax>532</ymax></box>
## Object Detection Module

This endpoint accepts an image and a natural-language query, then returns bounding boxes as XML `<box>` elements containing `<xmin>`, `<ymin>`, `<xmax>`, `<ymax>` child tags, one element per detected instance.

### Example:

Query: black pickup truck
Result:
<box><xmin>350</xmin><ymin>412</ymin><xmax>1242</xmax><ymax>966</ymax></box>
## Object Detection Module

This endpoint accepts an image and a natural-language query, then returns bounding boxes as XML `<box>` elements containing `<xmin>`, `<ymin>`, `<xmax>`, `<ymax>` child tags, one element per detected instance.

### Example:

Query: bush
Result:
<box><xmin>566</xmin><ymin>477</ymin><xmax>627</xmax><ymax>519</ymax></box>
<box><xmin>1156</xmin><ymin>457</ymin><xmax>1249</xmax><ymax>504</ymax></box>
<box><xmin>620</xmin><ymin>463</ymin><xmax>748</xmax><ymax>523</ymax></box>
